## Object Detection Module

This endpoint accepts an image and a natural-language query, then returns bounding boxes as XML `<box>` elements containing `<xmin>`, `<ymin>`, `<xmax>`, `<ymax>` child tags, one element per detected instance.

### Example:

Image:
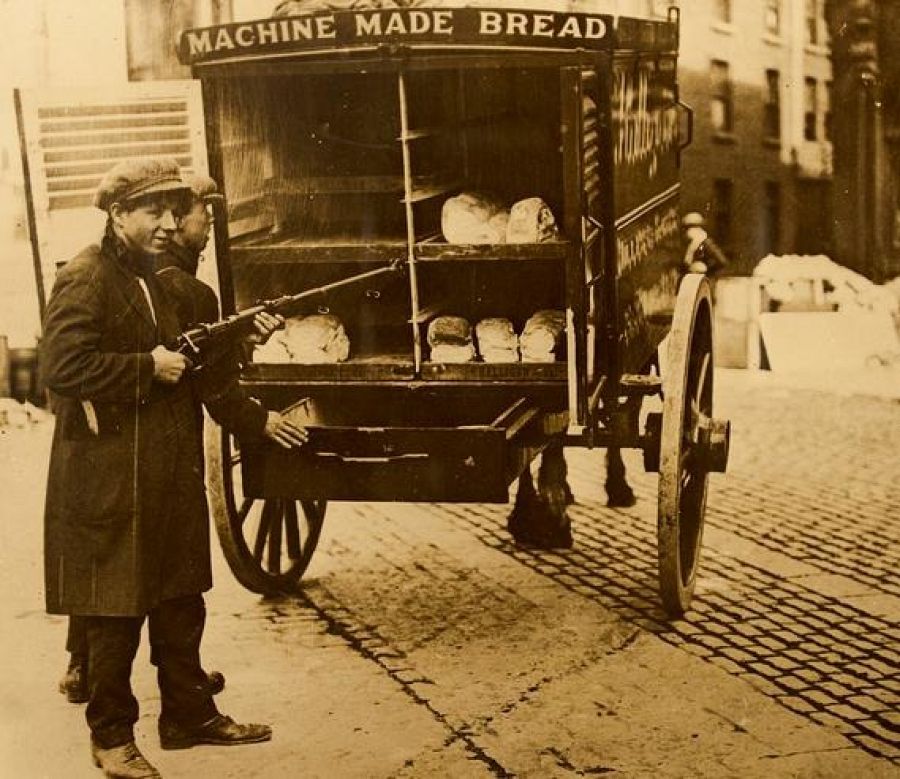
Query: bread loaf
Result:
<box><xmin>520</xmin><ymin>309</ymin><xmax>565</xmax><ymax>362</ymax></box>
<box><xmin>506</xmin><ymin>197</ymin><xmax>559</xmax><ymax>244</ymax></box>
<box><xmin>427</xmin><ymin>315</ymin><xmax>472</xmax><ymax>347</ymax></box>
<box><xmin>430</xmin><ymin>343</ymin><xmax>477</xmax><ymax>363</ymax></box>
<box><xmin>441</xmin><ymin>192</ymin><xmax>508</xmax><ymax>244</ymax></box>
<box><xmin>276</xmin><ymin>314</ymin><xmax>350</xmax><ymax>363</ymax></box>
<box><xmin>252</xmin><ymin>334</ymin><xmax>292</xmax><ymax>363</ymax></box>
<box><xmin>427</xmin><ymin>315</ymin><xmax>475</xmax><ymax>363</ymax></box>
<box><xmin>475</xmin><ymin>318</ymin><xmax>519</xmax><ymax>363</ymax></box>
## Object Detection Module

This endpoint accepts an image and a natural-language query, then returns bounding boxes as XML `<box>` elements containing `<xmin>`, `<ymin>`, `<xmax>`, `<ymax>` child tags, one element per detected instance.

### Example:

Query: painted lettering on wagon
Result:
<box><xmin>617</xmin><ymin>204</ymin><xmax>679</xmax><ymax>274</ymax></box>
<box><xmin>181</xmin><ymin>9</ymin><xmax>611</xmax><ymax>63</ymax></box>
<box><xmin>613</xmin><ymin>66</ymin><xmax>679</xmax><ymax>177</ymax></box>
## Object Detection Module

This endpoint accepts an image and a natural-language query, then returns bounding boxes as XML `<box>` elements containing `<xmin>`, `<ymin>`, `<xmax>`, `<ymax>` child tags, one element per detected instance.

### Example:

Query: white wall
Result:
<box><xmin>0</xmin><ymin>0</ymin><xmax>129</xmax><ymax>347</ymax></box>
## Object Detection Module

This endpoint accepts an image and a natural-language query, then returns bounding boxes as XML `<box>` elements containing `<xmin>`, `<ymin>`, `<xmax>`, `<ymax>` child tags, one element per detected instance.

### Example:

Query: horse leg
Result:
<box><xmin>533</xmin><ymin>443</ymin><xmax>573</xmax><ymax>548</ymax></box>
<box><xmin>605</xmin><ymin>447</ymin><xmax>636</xmax><ymax>507</ymax></box>
<box><xmin>507</xmin><ymin>443</ymin><xmax>573</xmax><ymax>549</ymax></box>
<box><xmin>507</xmin><ymin>469</ymin><xmax>537</xmax><ymax>542</ymax></box>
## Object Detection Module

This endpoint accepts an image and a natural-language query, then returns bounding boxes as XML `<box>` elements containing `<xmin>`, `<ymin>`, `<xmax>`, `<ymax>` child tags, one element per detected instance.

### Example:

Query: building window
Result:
<box><xmin>711</xmin><ymin>61</ymin><xmax>733</xmax><ymax>133</ymax></box>
<box><xmin>715</xmin><ymin>0</ymin><xmax>732</xmax><ymax>24</ymax></box>
<box><xmin>804</xmin><ymin>78</ymin><xmax>818</xmax><ymax>141</ymax></box>
<box><xmin>824</xmin><ymin>81</ymin><xmax>833</xmax><ymax>142</ymax></box>
<box><xmin>805</xmin><ymin>0</ymin><xmax>820</xmax><ymax>45</ymax></box>
<box><xmin>765</xmin><ymin>0</ymin><xmax>780</xmax><ymax>35</ymax></box>
<box><xmin>763</xmin><ymin>181</ymin><xmax>781</xmax><ymax>253</ymax></box>
<box><xmin>764</xmin><ymin>69</ymin><xmax>780</xmax><ymax>140</ymax></box>
<box><xmin>712</xmin><ymin>178</ymin><xmax>733</xmax><ymax>247</ymax></box>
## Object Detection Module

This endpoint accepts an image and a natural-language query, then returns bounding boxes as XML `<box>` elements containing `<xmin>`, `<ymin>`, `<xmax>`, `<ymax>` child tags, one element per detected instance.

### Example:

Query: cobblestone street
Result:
<box><xmin>1</xmin><ymin>368</ymin><xmax>898</xmax><ymax>778</ymax></box>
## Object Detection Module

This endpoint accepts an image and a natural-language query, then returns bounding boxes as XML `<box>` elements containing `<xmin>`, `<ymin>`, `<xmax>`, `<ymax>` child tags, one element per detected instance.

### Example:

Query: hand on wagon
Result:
<box><xmin>246</xmin><ymin>311</ymin><xmax>285</xmax><ymax>346</ymax></box>
<box><xmin>264</xmin><ymin>411</ymin><xmax>309</xmax><ymax>449</ymax></box>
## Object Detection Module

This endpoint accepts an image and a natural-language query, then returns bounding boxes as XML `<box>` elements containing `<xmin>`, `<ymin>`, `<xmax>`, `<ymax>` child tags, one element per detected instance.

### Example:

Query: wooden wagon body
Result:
<box><xmin>180</xmin><ymin>5</ymin><xmax>729</xmax><ymax>616</ymax></box>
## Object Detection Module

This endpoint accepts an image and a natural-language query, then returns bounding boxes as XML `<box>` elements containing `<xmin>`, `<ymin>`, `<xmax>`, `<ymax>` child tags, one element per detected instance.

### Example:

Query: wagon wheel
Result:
<box><xmin>206</xmin><ymin>424</ymin><xmax>326</xmax><ymax>595</ymax></box>
<box><xmin>656</xmin><ymin>273</ymin><xmax>728</xmax><ymax>617</ymax></box>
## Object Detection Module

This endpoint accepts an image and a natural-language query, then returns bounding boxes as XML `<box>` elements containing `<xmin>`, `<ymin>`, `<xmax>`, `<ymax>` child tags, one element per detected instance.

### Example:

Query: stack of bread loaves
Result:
<box><xmin>253</xmin><ymin>313</ymin><xmax>350</xmax><ymax>363</ymax></box>
<box><xmin>427</xmin><ymin>315</ymin><xmax>477</xmax><ymax>363</ymax></box>
<box><xmin>519</xmin><ymin>309</ymin><xmax>566</xmax><ymax>362</ymax></box>
<box><xmin>475</xmin><ymin>318</ymin><xmax>519</xmax><ymax>362</ymax></box>
<box><xmin>441</xmin><ymin>191</ymin><xmax>558</xmax><ymax>245</ymax></box>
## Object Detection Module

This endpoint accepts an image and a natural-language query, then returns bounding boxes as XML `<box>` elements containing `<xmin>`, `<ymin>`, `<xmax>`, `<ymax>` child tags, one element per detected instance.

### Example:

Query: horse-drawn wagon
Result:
<box><xmin>179</xmin><ymin>4</ymin><xmax>730</xmax><ymax>617</ymax></box>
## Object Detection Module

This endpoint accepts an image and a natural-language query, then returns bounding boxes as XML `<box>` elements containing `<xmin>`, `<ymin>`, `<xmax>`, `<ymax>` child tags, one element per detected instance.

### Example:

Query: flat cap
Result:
<box><xmin>93</xmin><ymin>158</ymin><xmax>191</xmax><ymax>211</ymax></box>
<box><xmin>183</xmin><ymin>173</ymin><xmax>224</xmax><ymax>204</ymax></box>
<box><xmin>682</xmin><ymin>211</ymin><xmax>706</xmax><ymax>228</ymax></box>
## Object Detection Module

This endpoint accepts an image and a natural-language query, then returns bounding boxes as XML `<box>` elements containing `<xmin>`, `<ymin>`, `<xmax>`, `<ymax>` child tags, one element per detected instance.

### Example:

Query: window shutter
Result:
<box><xmin>15</xmin><ymin>80</ymin><xmax>212</xmax><ymax>315</ymax></box>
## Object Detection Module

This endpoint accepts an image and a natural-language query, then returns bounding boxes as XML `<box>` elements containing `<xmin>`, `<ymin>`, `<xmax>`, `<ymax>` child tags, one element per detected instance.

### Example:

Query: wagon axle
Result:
<box><xmin>642</xmin><ymin>411</ymin><xmax>730</xmax><ymax>475</ymax></box>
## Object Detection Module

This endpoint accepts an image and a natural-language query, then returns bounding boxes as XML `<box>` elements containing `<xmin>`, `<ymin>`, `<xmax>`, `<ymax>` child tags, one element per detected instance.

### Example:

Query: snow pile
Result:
<box><xmin>752</xmin><ymin>255</ymin><xmax>900</xmax><ymax>373</ymax></box>
<box><xmin>0</xmin><ymin>399</ymin><xmax>51</xmax><ymax>429</ymax></box>
<box><xmin>753</xmin><ymin>254</ymin><xmax>899</xmax><ymax>317</ymax></box>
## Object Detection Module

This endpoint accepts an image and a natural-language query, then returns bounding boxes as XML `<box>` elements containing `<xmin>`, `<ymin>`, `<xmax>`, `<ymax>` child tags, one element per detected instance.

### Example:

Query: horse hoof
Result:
<box><xmin>510</xmin><ymin>526</ymin><xmax>573</xmax><ymax>550</ymax></box>
<box><xmin>605</xmin><ymin>484</ymin><xmax>636</xmax><ymax>508</ymax></box>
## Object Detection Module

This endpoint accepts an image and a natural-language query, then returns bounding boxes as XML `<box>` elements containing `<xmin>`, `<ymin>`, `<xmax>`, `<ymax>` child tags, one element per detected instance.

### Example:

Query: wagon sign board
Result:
<box><xmin>179</xmin><ymin>8</ymin><xmax>614</xmax><ymax>64</ymax></box>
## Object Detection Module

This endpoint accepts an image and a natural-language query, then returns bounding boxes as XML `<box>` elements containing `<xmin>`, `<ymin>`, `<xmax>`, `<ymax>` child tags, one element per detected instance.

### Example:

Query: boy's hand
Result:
<box><xmin>246</xmin><ymin>312</ymin><xmax>285</xmax><ymax>345</ymax></box>
<box><xmin>263</xmin><ymin>411</ymin><xmax>309</xmax><ymax>449</ymax></box>
<box><xmin>151</xmin><ymin>345</ymin><xmax>191</xmax><ymax>383</ymax></box>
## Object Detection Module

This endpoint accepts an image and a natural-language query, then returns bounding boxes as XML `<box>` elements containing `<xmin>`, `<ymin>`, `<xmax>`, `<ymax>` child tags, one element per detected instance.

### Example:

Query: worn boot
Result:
<box><xmin>159</xmin><ymin>714</ymin><xmax>272</xmax><ymax>750</ymax></box>
<box><xmin>59</xmin><ymin>655</ymin><xmax>89</xmax><ymax>704</ymax></box>
<box><xmin>90</xmin><ymin>740</ymin><xmax>161</xmax><ymax>779</ymax></box>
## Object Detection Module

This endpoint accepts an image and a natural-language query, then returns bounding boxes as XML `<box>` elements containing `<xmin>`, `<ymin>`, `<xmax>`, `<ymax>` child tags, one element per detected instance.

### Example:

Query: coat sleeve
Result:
<box><xmin>701</xmin><ymin>239</ymin><xmax>728</xmax><ymax>275</ymax></box>
<box><xmin>197</xmin><ymin>349</ymin><xmax>268</xmax><ymax>440</ymax></box>
<box><xmin>42</xmin><ymin>263</ymin><xmax>155</xmax><ymax>403</ymax></box>
<box><xmin>191</xmin><ymin>293</ymin><xmax>268</xmax><ymax>440</ymax></box>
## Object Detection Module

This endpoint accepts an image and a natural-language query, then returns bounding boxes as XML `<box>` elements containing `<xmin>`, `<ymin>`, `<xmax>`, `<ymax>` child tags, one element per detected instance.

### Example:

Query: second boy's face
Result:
<box><xmin>178</xmin><ymin>199</ymin><xmax>214</xmax><ymax>253</ymax></box>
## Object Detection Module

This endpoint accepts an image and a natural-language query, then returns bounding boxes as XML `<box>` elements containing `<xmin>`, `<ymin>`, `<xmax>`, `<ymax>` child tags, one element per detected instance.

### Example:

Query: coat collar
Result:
<box><xmin>100</xmin><ymin>224</ymin><xmax>159</xmax><ymax>333</ymax></box>
<box><xmin>156</xmin><ymin>241</ymin><xmax>200</xmax><ymax>277</ymax></box>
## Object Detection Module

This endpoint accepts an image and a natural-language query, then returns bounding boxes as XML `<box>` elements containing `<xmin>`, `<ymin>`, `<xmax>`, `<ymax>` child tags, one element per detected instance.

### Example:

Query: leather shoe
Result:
<box><xmin>91</xmin><ymin>740</ymin><xmax>161</xmax><ymax>779</ymax></box>
<box><xmin>159</xmin><ymin>714</ymin><xmax>272</xmax><ymax>750</ymax></box>
<box><xmin>59</xmin><ymin>659</ymin><xmax>89</xmax><ymax>704</ymax></box>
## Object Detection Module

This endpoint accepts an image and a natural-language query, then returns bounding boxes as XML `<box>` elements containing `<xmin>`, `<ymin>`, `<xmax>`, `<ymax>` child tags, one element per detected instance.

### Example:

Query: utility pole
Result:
<box><xmin>826</xmin><ymin>0</ymin><xmax>888</xmax><ymax>281</ymax></box>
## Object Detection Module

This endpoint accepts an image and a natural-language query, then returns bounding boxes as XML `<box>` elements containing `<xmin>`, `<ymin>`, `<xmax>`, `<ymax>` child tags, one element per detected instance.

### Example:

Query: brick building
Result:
<box><xmin>656</xmin><ymin>0</ymin><xmax>834</xmax><ymax>275</ymax></box>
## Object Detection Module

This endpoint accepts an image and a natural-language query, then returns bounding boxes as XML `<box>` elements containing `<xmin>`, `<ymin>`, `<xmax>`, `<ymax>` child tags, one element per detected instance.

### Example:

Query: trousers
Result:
<box><xmin>83</xmin><ymin>594</ymin><xmax>219</xmax><ymax>748</ymax></box>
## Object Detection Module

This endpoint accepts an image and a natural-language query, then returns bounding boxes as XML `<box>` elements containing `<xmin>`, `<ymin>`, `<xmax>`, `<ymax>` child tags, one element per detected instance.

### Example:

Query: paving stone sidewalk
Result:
<box><xmin>0</xmin><ymin>368</ymin><xmax>897</xmax><ymax>777</ymax></box>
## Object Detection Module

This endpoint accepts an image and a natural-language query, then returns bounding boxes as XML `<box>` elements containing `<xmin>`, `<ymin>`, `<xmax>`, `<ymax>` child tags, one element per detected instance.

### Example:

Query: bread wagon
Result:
<box><xmin>178</xmin><ymin>4</ymin><xmax>730</xmax><ymax>617</ymax></box>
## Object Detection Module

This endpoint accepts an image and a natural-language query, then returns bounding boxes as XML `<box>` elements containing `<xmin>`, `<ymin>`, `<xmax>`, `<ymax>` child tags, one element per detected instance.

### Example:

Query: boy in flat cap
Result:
<box><xmin>41</xmin><ymin>159</ymin><xmax>284</xmax><ymax>779</ymax></box>
<box><xmin>154</xmin><ymin>173</ymin><xmax>306</xmax><ymax>444</ymax></box>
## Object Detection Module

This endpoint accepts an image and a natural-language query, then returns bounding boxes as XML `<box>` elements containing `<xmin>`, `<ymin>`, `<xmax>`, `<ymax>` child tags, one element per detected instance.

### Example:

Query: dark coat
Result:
<box><xmin>692</xmin><ymin>236</ymin><xmax>728</xmax><ymax>275</ymax></box>
<box><xmin>42</xmin><ymin>232</ymin><xmax>212</xmax><ymax>617</ymax></box>
<box><xmin>155</xmin><ymin>245</ymin><xmax>267</xmax><ymax>441</ymax></box>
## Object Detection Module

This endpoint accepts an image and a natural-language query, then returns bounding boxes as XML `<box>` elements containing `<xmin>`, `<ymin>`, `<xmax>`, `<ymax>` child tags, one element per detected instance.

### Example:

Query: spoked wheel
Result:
<box><xmin>655</xmin><ymin>274</ymin><xmax>730</xmax><ymax>618</ymax></box>
<box><xmin>205</xmin><ymin>424</ymin><xmax>326</xmax><ymax>595</ymax></box>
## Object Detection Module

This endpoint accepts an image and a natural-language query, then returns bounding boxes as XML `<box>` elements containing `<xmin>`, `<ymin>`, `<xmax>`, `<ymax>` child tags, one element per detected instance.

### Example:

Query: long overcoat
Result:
<box><xmin>42</xmin><ymin>232</ymin><xmax>211</xmax><ymax>617</ymax></box>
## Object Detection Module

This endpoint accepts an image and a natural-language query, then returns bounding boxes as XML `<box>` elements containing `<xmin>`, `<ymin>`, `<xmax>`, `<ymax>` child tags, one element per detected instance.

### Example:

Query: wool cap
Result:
<box><xmin>681</xmin><ymin>212</ymin><xmax>706</xmax><ymax>228</ymax></box>
<box><xmin>93</xmin><ymin>158</ymin><xmax>191</xmax><ymax>211</ymax></box>
<box><xmin>183</xmin><ymin>173</ymin><xmax>224</xmax><ymax>204</ymax></box>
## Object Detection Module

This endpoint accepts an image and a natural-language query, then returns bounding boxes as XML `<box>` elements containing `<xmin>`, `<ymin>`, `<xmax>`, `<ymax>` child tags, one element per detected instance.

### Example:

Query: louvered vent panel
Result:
<box><xmin>581</xmin><ymin>70</ymin><xmax>601</xmax><ymax>217</ymax></box>
<box><xmin>16</xmin><ymin>81</ymin><xmax>210</xmax><ymax>313</ymax></box>
<box><xmin>38</xmin><ymin>99</ymin><xmax>196</xmax><ymax>210</ymax></box>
